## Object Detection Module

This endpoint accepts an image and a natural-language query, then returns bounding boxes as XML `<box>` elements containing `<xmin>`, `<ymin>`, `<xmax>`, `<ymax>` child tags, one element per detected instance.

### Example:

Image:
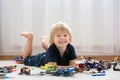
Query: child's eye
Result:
<box><xmin>64</xmin><ymin>35</ymin><xmax>67</xmax><ymax>37</ymax></box>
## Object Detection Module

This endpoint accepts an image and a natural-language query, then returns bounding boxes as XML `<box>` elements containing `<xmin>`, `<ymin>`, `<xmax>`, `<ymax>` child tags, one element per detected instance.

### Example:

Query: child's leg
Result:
<box><xmin>40</xmin><ymin>35</ymin><xmax>48</xmax><ymax>50</ymax></box>
<box><xmin>20</xmin><ymin>32</ymin><xmax>34</xmax><ymax>58</ymax></box>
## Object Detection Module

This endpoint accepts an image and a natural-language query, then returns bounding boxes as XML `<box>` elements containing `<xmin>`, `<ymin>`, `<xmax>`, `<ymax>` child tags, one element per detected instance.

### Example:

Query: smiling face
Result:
<box><xmin>53</xmin><ymin>30</ymin><xmax>70</xmax><ymax>49</ymax></box>
<box><xmin>49</xmin><ymin>22</ymin><xmax>72</xmax><ymax>51</ymax></box>
<box><xmin>49</xmin><ymin>22</ymin><xmax>72</xmax><ymax>46</ymax></box>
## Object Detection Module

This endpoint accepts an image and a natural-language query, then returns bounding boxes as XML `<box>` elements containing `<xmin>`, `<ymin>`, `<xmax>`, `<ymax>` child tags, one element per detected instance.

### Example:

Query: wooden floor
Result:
<box><xmin>0</xmin><ymin>55</ymin><xmax>120</xmax><ymax>61</ymax></box>
<box><xmin>0</xmin><ymin>55</ymin><xmax>16</xmax><ymax>60</ymax></box>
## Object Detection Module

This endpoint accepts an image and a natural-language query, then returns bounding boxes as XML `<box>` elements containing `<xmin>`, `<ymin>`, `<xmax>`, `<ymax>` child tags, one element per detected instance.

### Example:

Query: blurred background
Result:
<box><xmin>0</xmin><ymin>0</ymin><xmax>120</xmax><ymax>55</ymax></box>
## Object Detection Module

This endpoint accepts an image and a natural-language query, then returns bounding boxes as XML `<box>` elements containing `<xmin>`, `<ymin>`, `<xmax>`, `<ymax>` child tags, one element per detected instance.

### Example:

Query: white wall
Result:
<box><xmin>0</xmin><ymin>0</ymin><xmax>2</xmax><ymax>53</ymax></box>
<box><xmin>0</xmin><ymin>0</ymin><xmax>120</xmax><ymax>55</ymax></box>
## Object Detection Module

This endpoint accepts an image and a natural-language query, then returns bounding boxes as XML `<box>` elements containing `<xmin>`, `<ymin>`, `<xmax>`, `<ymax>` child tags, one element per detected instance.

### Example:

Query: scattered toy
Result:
<box><xmin>76</xmin><ymin>57</ymin><xmax>111</xmax><ymax>73</ymax></box>
<box><xmin>91</xmin><ymin>70</ymin><xmax>106</xmax><ymax>76</ymax></box>
<box><xmin>19</xmin><ymin>67</ymin><xmax>30</xmax><ymax>75</ymax></box>
<box><xmin>113</xmin><ymin>56</ymin><xmax>119</xmax><ymax>62</ymax></box>
<box><xmin>40</xmin><ymin>71</ymin><xmax>46</xmax><ymax>76</ymax></box>
<box><xmin>0</xmin><ymin>74</ymin><xmax>6</xmax><ymax>79</ymax></box>
<box><xmin>113</xmin><ymin>62</ymin><xmax>120</xmax><ymax>71</ymax></box>
<box><xmin>14</xmin><ymin>55</ymin><xmax>24</xmax><ymax>64</ymax></box>
<box><xmin>76</xmin><ymin>63</ymin><xmax>90</xmax><ymax>72</ymax></box>
<box><xmin>0</xmin><ymin>65</ymin><xmax>17</xmax><ymax>73</ymax></box>
<box><xmin>99</xmin><ymin>60</ymin><xmax>111</xmax><ymax>70</ymax></box>
<box><xmin>92</xmin><ymin>73</ymin><xmax>106</xmax><ymax>76</ymax></box>
<box><xmin>45</xmin><ymin>65</ymin><xmax>56</xmax><ymax>74</ymax></box>
<box><xmin>41</xmin><ymin>62</ymin><xmax>57</xmax><ymax>70</ymax></box>
<box><xmin>53</xmin><ymin>67</ymin><xmax>76</xmax><ymax>77</ymax></box>
<box><xmin>0</xmin><ymin>73</ymin><xmax>14</xmax><ymax>79</ymax></box>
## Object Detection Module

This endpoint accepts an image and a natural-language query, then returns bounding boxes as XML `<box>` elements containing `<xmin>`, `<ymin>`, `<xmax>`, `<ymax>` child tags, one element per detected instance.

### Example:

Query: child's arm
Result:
<box><xmin>55</xmin><ymin>60</ymin><xmax>77</xmax><ymax>69</ymax></box>
<box><xmin>48</xmin><ymin>59</ymin><xmax>76</xmax><ymax>69</ymax></box>
<box><xmin>56</xmin><ymin>65</ymin><xmax>68</xmax><ymax>69</ymax></box>
<box><xmin>69</xmin><ymin>59</ymin><xmax>76</xmax><ymax>67</ymax></box>
<box><xmin>48</xmin><ymin>62</ymin><xmax>68</xmax><ymax>69</ymax></box>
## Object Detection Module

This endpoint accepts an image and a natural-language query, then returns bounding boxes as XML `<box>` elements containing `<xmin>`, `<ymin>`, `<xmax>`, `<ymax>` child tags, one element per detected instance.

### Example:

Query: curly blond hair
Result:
<box><xmin>49</xmin><ymin>22</ymin><xmax>72</xmax><ymax>45</ymax></box>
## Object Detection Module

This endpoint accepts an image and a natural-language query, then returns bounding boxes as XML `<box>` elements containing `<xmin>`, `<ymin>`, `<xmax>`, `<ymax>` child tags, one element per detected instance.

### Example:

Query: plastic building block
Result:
<box><xmin>19</xmin><ymin>67</ymin><xmax>30</xmax><ymax>75</ymax></box>
<box><xmin>113</xmin><ymin>62</ymin><xmax>120</xmax><ymax>71</ymax></box>
<box><xmin>92</xmin><ymin>73</ymin><xmax>106</xmax><ymax>76</ymax></box>
<box><xmin>40</xmin><ymin>71</ymin><xmax>46</xmax><ymax>76</ymax></box>
<box><xmin>0</xmin><ymin>65</ymin><xmax>17</xmax><ymax>73</ymax></box>
<box><xmin>76</xmin><ymin>57</ymin><xmax>111</xmax><ymax>72</ymax></box>
<box><xmin>14</xmin><ymin>55</ymin><xmax>24</xmax><ymax>64</ymax></box>
<box><xmin>53</xmin><ymin>67</ymin><xmax>76</xmax><ymax>77</ymax></box>
<box><xmin>0</xmin><ymin>74</ymin><xmax>6</xmax><ymax>79</ymax></box>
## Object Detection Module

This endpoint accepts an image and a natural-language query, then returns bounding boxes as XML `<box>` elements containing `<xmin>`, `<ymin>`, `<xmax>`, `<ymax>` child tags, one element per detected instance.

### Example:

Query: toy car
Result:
<box><xmin>40</xmin><ymin>71</ymin><xmax>46</xmax><ymax>76</ymax></box>
<box><xmin>0</xmin><ymin>74</ymin><xmax>6</xmax><ymax>79</ymax></box>
<box><xmin>77</xmin><ymin>57</ymin><xmax>111</xmax><ymax>72</ymax></box>
<box><xmin>14</xmin><ymin>55</ymin><xmax>24</xmax><ymax>64</ymax></box>
<box><xmin>99</xmin><ymin>60</ymin><xmax>111</xmax><ymax>70</ymax></box>
<box><xmin>0</xmin><ymin>65</ymin><xmax>17</xmax><ymax>73</ymax></box>
<box><xmin>113</xmin><ymin>62</ymin><xmax>120</xmax><ymax>71</ymax></box>
<box><xmin>41</xmin><ymin>62</ymin><xmax>56</xmax><ymax>70</ymax></box>
<box><xmin>19</xmin><ymin>67</ymin><xmax>30</xmax><ymax>75</ymax></box>
<box><xmin>53</xmin><ymin>67</ymin><xmax>76</xmax><ymax>77</ymax></box>
<box><xmin>77</xmin><ymin>63</ymin><xmax>90</xmax><ymax>72</ymax></box>
<box><xmin>45</xmin><ymin>65</ymin><xmax>56</xmax><ymax>74</ymax></box>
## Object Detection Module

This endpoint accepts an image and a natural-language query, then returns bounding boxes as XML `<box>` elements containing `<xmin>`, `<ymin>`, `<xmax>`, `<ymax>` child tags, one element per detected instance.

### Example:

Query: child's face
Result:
<box><xmin>53</xmin><ymin>30</ymin><xmax>70</xmax><ymax>49</ymax></box>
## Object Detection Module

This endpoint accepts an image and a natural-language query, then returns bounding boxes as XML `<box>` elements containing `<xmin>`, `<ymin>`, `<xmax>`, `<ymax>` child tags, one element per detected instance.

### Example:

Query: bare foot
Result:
<box><xmin>40</xmin><ymin>35</ymin><xmax>48</xmax><ymax>50</ymax></box>
<box><xmin>20</xmin><ymin>31</ymin><xmax>34</xmax><ymax>39</ymax></box>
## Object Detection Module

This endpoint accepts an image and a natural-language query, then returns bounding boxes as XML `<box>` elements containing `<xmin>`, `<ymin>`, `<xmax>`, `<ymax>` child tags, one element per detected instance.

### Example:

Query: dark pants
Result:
<box><xmin>24</xmin><ymin>52</ymin><xmax>46</xmax><ymax>67</ymax></box>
